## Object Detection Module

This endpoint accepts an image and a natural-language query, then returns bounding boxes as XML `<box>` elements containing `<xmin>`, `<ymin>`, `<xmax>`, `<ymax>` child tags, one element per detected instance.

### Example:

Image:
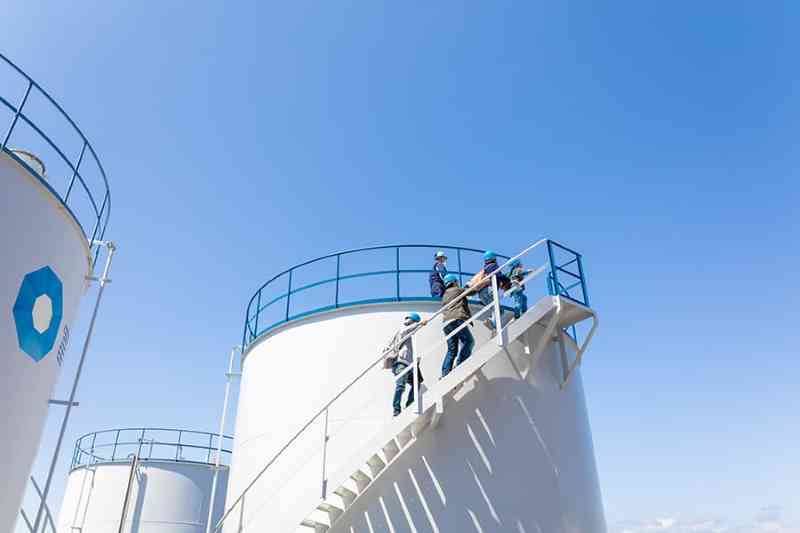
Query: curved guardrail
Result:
<box><xmin>242</xmin><ymin>242</ymin><xmax>589</xmax><ymax>349</ymax></box>
<box><xmin>0</xmin><ymin>53</ymin><xmax>111</xmax><ymax>263</ymax></box>
<box><xmin>242</xmin><ymin>245</ymin><xmax>511</xmax><ymax>348</ymax></box>
<box><xmin>71</xmin><ymin>428</ymin><xmax>233</xmax><ymax>470</ymax></box>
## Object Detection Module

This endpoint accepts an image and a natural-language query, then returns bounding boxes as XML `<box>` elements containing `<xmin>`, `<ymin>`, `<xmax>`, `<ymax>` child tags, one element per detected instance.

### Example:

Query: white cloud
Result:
<box><xmin>611</xmin><ymin>508</ymin><xmax>799</xmax><ymax>533</ymax></box>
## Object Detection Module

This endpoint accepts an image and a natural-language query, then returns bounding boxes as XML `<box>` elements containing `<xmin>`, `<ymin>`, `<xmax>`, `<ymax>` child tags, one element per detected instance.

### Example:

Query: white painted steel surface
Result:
<box><xmin>224</xmin><ymin>299</ymin><xmax>604</xmax><ymax>533</ymax></box>
<box><xmin>57</xmin><ymin>461</ymin><xmax>230</xmax><ymax>533</ymax></box>
<box><xmin>0</xmin><ymin>151</ymin><xmax>90</xmax><ymax>533</ymax></box>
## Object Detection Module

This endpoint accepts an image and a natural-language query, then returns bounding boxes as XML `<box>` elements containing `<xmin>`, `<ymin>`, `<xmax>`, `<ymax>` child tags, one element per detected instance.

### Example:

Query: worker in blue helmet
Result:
<box><xmin>472</xmin><ymin>251</ymin><xmax>510</xmax><ymax>331</ymax></box>
<box><xmin>383</xmin><ymin>312</ymin><xmax>427</xmax><ymax>416</ymax></box>
<box><xmin>429</xmin><ymin>250</ymin><xmax>448</xmax><ymax>298</ymax></box>
<box><xmin>506</xmin><ymin>259</ymin><xmax>531</xmax><ymax>319</ymax></box>
<box><xmin>440</xmin><ymin>274</ymin><xmax>475</xmax><ymax>378</ymax></box>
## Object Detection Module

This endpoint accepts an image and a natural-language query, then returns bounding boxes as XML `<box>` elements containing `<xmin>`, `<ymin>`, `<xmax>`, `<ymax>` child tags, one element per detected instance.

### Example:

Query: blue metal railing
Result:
<box><xmin>242</xmin><ymin>245</ymin><xmax>512</xmax><ymax>348</ymax></box>
<box><xmin>545</xmin><ymin>240</ymin><xmax>589</xmax><ymax>343</ymax></box>
<box><xmin>241</xmin><ymin>241</ymin><xmax>590</xmax><ymax>350</ymax></box>
<box><xmin>0</xmin><ymin>53</ymin><xmax>111</xmax><ymax>263</ymax></box>
<box><xmin>546</xmin><ymin>240</ymin><xmax>589</xmax><ymax>306</ymax></box>
<box><xmin>71</xmin><ymin>428</ymin><xmax>233</xmax><ymax>470</ymax></box>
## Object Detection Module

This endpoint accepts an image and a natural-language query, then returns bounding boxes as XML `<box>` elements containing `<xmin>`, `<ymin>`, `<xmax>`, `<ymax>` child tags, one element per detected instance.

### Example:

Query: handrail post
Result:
<box><xmin>413</xmin><ymin>356</ymin><xmax>422</xmax><ymax>415</ymax></box>
<box><xmin>492</xmin><ymin>274</ymin><xmax>505</xmax><ymax>346</ymax></box>
<box><xmin>1</xmin><ymin>79</ymin><xmax>33</xmax><ymax>150</ymax></box>
<box><xmin>321</xmin><ymin>409</ymin><xmax>329</xmax><ymax>499</ymax></box>
<box><xmin>335</xmin><ymin>254</ymin><xmax>341</xmax><ymax>307</ymax></box>
<box><xmin>176</xmin><ymin>430</ymin><xmax>182</xmax><ymax>461</ymax></box>
<box><xmin>395</xmin><ymin>247</ymin><xmax>400</xmax><ymax>301</ymax></box>
<box><xmin>285</xmin><ymin>270</ymin><xmax>293</xmax><ymax>322</ymax></box>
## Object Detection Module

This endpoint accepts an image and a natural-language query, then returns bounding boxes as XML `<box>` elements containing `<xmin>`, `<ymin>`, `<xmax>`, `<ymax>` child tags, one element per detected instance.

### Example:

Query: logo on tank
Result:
<box><xmin>13</xmin><ymin>266</ymin><xmax>64</xmax><ymax>362</ymax></box>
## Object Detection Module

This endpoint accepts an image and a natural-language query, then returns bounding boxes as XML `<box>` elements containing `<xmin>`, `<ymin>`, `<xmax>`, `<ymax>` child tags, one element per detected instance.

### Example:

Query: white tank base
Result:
<box><xmin>57</xmin><ymin>461</ymin><xmax>229</xmax><ymax>533</ymax></box>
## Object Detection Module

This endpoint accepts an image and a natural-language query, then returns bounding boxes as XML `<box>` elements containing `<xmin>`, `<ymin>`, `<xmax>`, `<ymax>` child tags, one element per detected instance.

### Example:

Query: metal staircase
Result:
<box><xmin>296</xmin><ymin>295</ymin><xmax>595</xmax><ymax>532</ymax></box>
<box><xmin>214</xmin><ymin>239</ymin><xmax>597</xmax><ymax>533</ymax></box>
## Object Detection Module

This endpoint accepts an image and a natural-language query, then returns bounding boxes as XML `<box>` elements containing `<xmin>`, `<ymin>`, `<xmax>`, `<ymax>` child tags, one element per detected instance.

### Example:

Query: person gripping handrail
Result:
<box><xmin>439</xmin><ymin>274</ymin><xmax>476</xmax><ymax>378</ymax></box>
<box><xmin>383</xmin><ymin>313</ymin><xmax>427</xmax><ymax>416</ymax></box>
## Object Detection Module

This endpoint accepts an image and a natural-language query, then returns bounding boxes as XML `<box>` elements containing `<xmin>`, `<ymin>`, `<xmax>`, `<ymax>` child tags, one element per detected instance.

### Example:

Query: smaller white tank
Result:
<box><xmin>56</xmin><ymin>428</ymin><xmax>232</xmax><ymax>533</ymax></box>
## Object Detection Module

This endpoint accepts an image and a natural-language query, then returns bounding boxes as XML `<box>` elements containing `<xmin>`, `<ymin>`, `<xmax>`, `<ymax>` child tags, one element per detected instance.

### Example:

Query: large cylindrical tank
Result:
<box><xmin>222</xmin><ymin>244</ymin><xmax>604</xmax><ymax>533</ymax></box>
<box><xmin>0</xmin><ymin>149</ymin><xmax>91</xmax><ymax>531</ymax></box>
<box><xmin>0</xmin><ymin>53</ymin><xmax>111</xmax><ymax>533</ymax></box>
<box><xmin>57</xmin><ymin>428</ymin><xmax>232</xmax><ymax>533</ymax></box>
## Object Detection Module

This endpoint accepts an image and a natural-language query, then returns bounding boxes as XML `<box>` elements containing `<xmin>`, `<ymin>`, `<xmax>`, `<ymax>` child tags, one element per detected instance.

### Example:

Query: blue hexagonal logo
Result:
<box><xmin>13</xmin><ymin>266</ymin><xmax>63</xmax><ymax>362</ymax></box>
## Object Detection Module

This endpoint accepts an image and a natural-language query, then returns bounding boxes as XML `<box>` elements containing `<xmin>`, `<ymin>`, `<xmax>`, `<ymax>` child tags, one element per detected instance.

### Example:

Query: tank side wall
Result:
<box><xmin>0</xmin><ymin>153</ymin><xmax>89</xmax><ymax>532</ymax></box>
<box><xmin>56</xmin><ymin>462</ymin><xmax>229</xmax><ymax>533</ymax></box>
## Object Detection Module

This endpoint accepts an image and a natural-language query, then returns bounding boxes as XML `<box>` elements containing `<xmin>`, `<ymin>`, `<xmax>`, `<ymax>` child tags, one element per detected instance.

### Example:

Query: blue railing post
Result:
<box><xmin>112</xmin><ymin>430</ymin><xmax>119</xmax><ymax>461</ymax></box>
<box><xmin>254</xmin><ymin>291</ymin><xmax>261</xmax><ymax>340</ymax></box>
<box><xmin>89</xmin><ymin>193</ymin><xmax>108</xmax><ymax>245</ymax></box>
<box><xmin>457</xmin><ymin>248</ymin><xmax>463</xmax><ymax>286</ymax></box>
<box><xmin>72</xmin><ymin>438</ymin><xmax>79</xmax><ymax>468</ymax></box>
<box><xmin>1</xmin><ymin>80</ymin><xmax>33</xmax><ymax>150</ymax></box>
<box><xmin>242</xmin><ymin>310</ymin><xmax>250</xmax><ymax>350</ymax></box>
<box><xmin>64</xmin><ymin>140</ymin><xmax>87</xmax><ymax>202</ymax></box>
<box><xmin>335</xmin><ymin>255</ymin><xmax>341</xmax><ymax>308</ymax></box>
<box><xmin>576</xmin><ymin>255</ymin><xmax>589</xmax><ymax>306</ymax></box>
<box><xmin>285</xmin><ymin>270</ymin><xmax>293</xmax><ymax>321</ymax></box>
<box><xmin>395</xmin><ymin>247</ymin><xmax>400</xmax><ymax>301</ymax></box>
<box><xmin>176</xmin><ymin>430</ymin><xmax>182</xmax><ymax>461</ymax></box>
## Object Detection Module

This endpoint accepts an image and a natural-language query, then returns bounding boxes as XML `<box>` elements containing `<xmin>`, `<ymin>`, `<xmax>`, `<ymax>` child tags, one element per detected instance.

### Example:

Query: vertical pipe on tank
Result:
<box><xmin>206</xmin><ymin>346</ymin><xmax>239</xmax><ymax>533</ymax></box>
<box><xmin>117</xmin><ymin>454</ymin><xmax>139</xmax><ymax>533</ymax></box>
<box><xmin>31</xmin><ymin>242</ymin><xmax>116</xmax><ymax>533</ymax></box>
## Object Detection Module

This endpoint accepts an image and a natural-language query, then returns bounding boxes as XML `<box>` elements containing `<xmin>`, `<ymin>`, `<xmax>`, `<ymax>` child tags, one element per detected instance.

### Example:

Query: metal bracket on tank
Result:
<box><xmin>48</xmin><ymin>399</ymin><xmax>79</xmax><ymax>407</ymax></box>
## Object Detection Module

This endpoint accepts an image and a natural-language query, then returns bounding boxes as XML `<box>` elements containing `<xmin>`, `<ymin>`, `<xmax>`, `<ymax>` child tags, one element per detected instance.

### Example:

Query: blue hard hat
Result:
<box><xmin>484</xmin><ymin>250</ymin><xmax>497</xmax><ymax>261</ymax></box>
<box><xmin>443</xmin><ymin>274</ymin><xmax>459</xmax><ymax>286</ymax></box>
<box><xmin>406</xmin><ymin>312</ymin><xmax>421</xmax><ymax>322</ymax></box>
<box><xmin>434</xmin><ymin>250</ymin><xmax>447</xmax><ymax>259</ymax></box>
<box><xmin>508</xmin><ymin>259</ymin><xmax>521</xmax><ymax>269</ymax></box>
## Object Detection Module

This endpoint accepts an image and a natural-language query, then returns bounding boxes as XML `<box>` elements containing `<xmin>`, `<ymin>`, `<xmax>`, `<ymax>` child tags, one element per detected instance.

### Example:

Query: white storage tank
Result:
<box><xmin>219</xmin><ymin>243</ymin><xmax>604</xmax><ymax>533</ymax></box>
<box><xmin>57</xmin><ymin>428</ymin><xmax>232</xmax><ymax>533</ymax></box>
<box><xmin>0</xmin><ymin>53</ymin><xmax>111</xmax><ymax>532</ymax></box>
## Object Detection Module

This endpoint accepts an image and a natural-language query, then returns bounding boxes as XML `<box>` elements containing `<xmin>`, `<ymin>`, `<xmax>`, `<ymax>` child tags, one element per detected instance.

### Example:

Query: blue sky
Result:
<box><xmin>6</xmin><ymin>1</ymin><xmax>799</xmax><ymax>531</ymax></box>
